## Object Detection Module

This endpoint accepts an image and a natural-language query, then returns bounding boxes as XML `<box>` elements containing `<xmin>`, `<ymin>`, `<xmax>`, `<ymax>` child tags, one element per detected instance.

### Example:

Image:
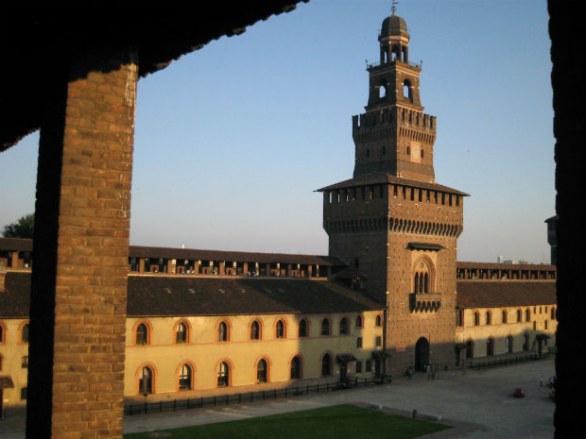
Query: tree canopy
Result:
<box><xmin>2</xmin><ymin>213</ymin><xmax>35</xmax><ymax>238</ymax></box>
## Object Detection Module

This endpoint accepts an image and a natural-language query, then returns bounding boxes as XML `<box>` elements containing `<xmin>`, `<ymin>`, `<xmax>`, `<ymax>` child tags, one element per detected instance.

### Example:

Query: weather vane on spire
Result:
<box><xmin>391</xmin><ymin>0</ymin><xmax>399</xmax><ymax>16</ymax></box>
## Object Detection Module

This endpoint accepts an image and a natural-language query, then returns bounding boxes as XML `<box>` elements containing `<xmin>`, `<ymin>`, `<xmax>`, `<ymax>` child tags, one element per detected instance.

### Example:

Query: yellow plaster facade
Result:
<box><xmin>124</xmin><ymin>311</ymin><xmax>384</xmax><ymax>402</ymax></box>
<box><xmin>456</xmin><ymin>304</ymin><xmax>557</xmax><ymax>362</ymax></box>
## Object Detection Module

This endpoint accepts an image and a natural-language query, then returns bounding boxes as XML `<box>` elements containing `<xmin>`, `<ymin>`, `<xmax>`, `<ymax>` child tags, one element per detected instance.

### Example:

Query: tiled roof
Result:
<box><xmin>456</xmin><ymin>281</ymin><xmax>556</xmax><ymax>309</ymax></box>
<box><xmin>316</xmin><ymin>172</ymin><xmax>468</xmax><ymax>196</ymax></box>
<box><xmin>0</xmin><ymin>272</ymin><xmax>382</xmax><ymax>318</ymax></box>
<box><xmin>127</xmin><ymin>275</ymin><xmax>382</xmax><ymax>316</ymax></box>
<box><xmin>0</xmin><ymin>272</ymin><xmax>30</xmax><ymax>318</ymax></box>
<box><xmin>0</xmin><ymin>238</ymin><xmax>33</xmax><ymax>252</ymax></box>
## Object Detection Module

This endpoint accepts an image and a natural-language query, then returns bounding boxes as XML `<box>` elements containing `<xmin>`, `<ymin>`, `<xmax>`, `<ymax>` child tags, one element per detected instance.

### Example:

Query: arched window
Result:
<box><xmin>321</xmin><ymin>319</ymin><xmax>330</xmax><ymax>336</ymax></box>
<box><xmin>486</xmin><ymin>338</ymin><xmax>495</xmax><ymax>356</ymax></box>
<box><xmin>551</xmin><ymin>307</ymin><xmax>556</xmax><ymax>320</ymax></box>
<box><xmin>502</xmin><ymin>310</ymin><xmax>508</xmax><ymax>324</ymax></box>
<box><xmin>290</xmin><ymin>356</ymin><xmax>302</xmax><ymax>380</ymax></box>
<box><xmin>456</xmin><ymin>309</ymin><xmax>464</xmax><ymax>327</ymax></box>
<box><xmin>218</xmin><ymin>321</ymin><xmax>229</xmax><ymax>342</ymax></box>
<box><xmin>298</xmin><ymin>319</ymin><xmax>308</xmax><ymax>337</ymax></box>
<box><xmin>139</xmin><ymin>366</ymin><xmax>154</xmax><ymax>395</ymax></box>
<box><xmin>506</xmin><ymin>335</ymin><xmax>514</xmax><ymax>353</ymax></box>
<box><xmin>136</xmin><ymin>323</ymin><xmax>148</xmax><ymax>345</ymax></box>
<box><xmin>21</xmin><ymin>323</ymin><xmax>30</xmax><ymax>343</ymax></box>
<box><xmin>321</xmin><ymin>353</ymin><xmax>332</xmax><ymax>377</ymax></box>
<box><xmin>250</xmin><ymin>320</ymin><xmax>261</xmax><ymax>340</ymax></box>
<box><xmin>357</xmin><ymin>337</ymin><xmax>363</xmax><ymax>348</ymax></box>
<box><xmin>403</xmin><ymin>80</ymin><xmax>413</xmax><ymax>102</ymax></box>
<box><xmin>485</xmin><ymin>311</ymin><xmax>492</xmax><ymax>325</ymax></box>
<box><xmin>217</xmin><ymin>362</ymin><xmax>230</xmax><ymax>387</ymax></box>
<box><xmin>525</xmin><ymin>309</ymin><xmax>531</xmax><ymax>322</ymax></box>
<box><xmin>378</xmin><ymin>83</ymin><xmax>387</xmax><ymax>99</ymax></box>
<box><xmin>257</xmin><ymin>359</ymin><xmax>268</xmax><ymax>383</ymax></box>
<box><xmin>339</xmin><ymin>318</ymin><xmax>348</xmax><ymax>335</ymax></box>
<box><xmin>413</xmin><ymin>259</ymin><xmax>432</xmax><ymax>294</ymax></box>
<box><xmin>355</xmin><ymin>315</ymin><xmax>363</xmax><ymax>328</ymax></box>
<box><xmin>375</xmin><ymin>315</ymin><xmax>382</xmax><ymax>327</ymax></box>
<box><xmin>376</xmin><ymin>336</ymin><xmax>382</xmax><ymax>347</ymax></box>
<box><xmin>276</xmin><ymin>319</ymin><xmax>286</xmax><ymax>339</ymax></box>
<box><xmin>474</xmin><ymin>312</ymin><xmax>480</xmax><ymax>326</ymax></box>
<box><xmin>517</xmin><ymin>309</ymin><xmax>522</xmax><ymax>322</ymax></box>
<box><xmin>178</xmin><ymin>364</ymin><xmax>192</xmax><ymax>391</ymax></box>
<box><xmin>175</xmin><ymin>321</ymin><xmax>188</xmax><ymax>344</ymax></box>
<box><xmin>465</xmin><ymin>340</ymin><xmax>474</xmax><ymax>359</ymax></box>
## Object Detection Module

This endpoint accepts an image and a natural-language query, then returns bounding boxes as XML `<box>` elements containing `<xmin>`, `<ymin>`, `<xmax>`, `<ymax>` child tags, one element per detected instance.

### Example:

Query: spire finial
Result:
<box><xmin>391</xmin><ymin>0</ymin><xmax>399</xmax><ymax>16</ymax></box>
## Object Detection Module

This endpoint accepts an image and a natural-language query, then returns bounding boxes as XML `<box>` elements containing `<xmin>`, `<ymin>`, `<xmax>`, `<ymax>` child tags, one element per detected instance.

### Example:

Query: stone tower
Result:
<box><xmin>319</xmin><ymin>6</ymin><xmax>466</xmax><ymax>374</ymax></box>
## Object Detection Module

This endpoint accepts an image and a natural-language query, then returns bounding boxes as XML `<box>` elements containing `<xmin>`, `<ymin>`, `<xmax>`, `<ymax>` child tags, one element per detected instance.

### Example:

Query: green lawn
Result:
<box><xmin>124</xmin><ymin>404</ymin><xmax>451</xmax><ymax>439</ymax></box>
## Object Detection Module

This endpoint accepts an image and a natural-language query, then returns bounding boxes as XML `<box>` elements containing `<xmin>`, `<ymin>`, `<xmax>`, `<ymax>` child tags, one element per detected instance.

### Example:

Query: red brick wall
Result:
<box><xmin>27</xmin><ymin>45</ymin><xmax>137</xmax><ymax>439</ymax></box>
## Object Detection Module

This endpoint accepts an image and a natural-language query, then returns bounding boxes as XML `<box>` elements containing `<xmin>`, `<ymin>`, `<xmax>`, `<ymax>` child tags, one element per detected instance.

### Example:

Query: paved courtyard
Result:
<box><xmin>1</xmin><ymin>357</ymin><xmax>555</xmax><ymax>438</ymax></box>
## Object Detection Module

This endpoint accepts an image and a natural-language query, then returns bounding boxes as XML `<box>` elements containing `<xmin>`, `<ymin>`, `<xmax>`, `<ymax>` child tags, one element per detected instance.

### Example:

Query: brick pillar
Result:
<box><xmin>26</xmin><ymin>44</ymin><xmax>138</xmax><ymax>439</ymax></box>
<box><xmin>11</xmin><ymin>251</ymin><xmax>20</xmax><ymax>268</ymax></box>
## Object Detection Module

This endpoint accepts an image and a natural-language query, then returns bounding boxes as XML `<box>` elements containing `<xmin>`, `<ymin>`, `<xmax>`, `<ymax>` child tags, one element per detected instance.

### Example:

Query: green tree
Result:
<box><xmin>2</xmin><ymin>213</ymin><xmax>35</xmax><ymax>238</ymax></box>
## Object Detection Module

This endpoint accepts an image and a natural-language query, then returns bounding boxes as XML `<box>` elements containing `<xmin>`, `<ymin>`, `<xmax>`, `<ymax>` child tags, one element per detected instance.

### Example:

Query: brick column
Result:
<box><xmin>11</xmin><ymin>251</ymin><xmax>20</xmax><ymax>268</ymax></box>
<box><xmin>27</xmin><ymin>44</ymin><xmax>138</xmax><ymax>439</ymax></box>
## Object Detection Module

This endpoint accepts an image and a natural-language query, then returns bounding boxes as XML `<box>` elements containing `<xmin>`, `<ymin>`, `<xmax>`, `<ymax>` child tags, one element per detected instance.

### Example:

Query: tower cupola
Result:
<box><xmin>379</xmin><ymin>4</ymin><xmax>410</xmax><ymax>64</ymax></box>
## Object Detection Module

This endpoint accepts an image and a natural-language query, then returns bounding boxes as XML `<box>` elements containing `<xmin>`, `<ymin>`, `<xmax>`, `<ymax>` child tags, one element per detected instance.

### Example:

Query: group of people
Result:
<box><xmin>405</xmin><ymin>363</ymin><xmax>437</xmax><ymax>380</ymax></box>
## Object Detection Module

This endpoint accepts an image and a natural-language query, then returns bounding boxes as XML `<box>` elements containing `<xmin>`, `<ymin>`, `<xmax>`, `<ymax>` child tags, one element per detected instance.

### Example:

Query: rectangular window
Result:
<box><xmin>21</xmin><ymin>387</ymin><xmax>27</xmax><ymax>400</ymax></box>
<box><xmin>22</xmin><ymin>356</ymin><xmax>28</xmax><ymax>369</ymax></box>
<box><xmin>366</xmin><ymin>360</ymin><xmax>372</xmax><ymax>372</ymax></box>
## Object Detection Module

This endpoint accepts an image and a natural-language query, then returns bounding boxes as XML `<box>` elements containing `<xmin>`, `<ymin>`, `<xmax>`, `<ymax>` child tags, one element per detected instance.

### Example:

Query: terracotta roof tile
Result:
<box><xmin>457</xmin><ymin>281</ymin><xmax>556</xmax><ymax>309</ymax></box>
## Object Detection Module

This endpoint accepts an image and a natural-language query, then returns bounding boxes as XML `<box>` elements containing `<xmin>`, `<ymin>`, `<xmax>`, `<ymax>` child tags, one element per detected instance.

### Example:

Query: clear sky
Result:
<box><xmin>0</xmin><ymin>0</ymin><xmax>554</xmax><ymax>264</ymax></box>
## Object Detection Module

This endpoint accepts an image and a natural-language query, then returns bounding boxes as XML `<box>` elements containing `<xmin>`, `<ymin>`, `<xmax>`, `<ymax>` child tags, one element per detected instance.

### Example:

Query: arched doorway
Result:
<box><xmin>414</xmin><ymin>337</ymin><xmax>430</xmax><ymax>371</ymax></box>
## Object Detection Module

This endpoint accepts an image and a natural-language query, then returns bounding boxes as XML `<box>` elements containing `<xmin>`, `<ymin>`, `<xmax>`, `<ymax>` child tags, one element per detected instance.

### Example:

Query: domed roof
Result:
<box><xmin>381</xmin><ymin>12</ymin><xmax>408</xmax><ymax>37</ymax></box>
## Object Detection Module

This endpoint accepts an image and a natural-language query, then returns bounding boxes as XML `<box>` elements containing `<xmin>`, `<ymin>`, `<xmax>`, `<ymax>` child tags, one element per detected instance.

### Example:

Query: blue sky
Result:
<box><xmin>0</xmin><ymin>0</ymin><xmax>554</xmax><ymax>263</ymax></box>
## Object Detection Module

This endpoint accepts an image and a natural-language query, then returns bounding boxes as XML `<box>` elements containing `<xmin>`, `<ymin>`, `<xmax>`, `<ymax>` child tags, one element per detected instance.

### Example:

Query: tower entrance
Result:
<box><xmin>414</xmin><ymin>337</ymin><xmax>430</xmax><ymax>371</ymax></box>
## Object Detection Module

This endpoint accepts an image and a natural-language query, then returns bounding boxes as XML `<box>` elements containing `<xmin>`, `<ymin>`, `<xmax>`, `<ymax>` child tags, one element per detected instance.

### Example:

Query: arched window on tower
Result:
<box><xmin>391</xmin><ymin>44</ymin><xmax>400</xmax><ymax>62</ymax></box>
<box><xmin>413</xmin><ymin>261</ymin><xmax>431</xmax><ymax>294</ymax></box>
<box><xmin>379</xmin><ymin>83</ymin><xmax>387</xmax><ymax>99</ymax></box>
<box><xmin>402</xmin><ymin>80</ymin><xmax>413</xmax><ymax>103</ymax></box>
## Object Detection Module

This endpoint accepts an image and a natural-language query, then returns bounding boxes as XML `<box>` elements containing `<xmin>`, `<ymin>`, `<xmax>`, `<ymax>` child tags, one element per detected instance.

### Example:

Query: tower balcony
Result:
<box><xmin>409</xmin><ymin>291</ymin><xmax>441</xmax><ymax>312</ymax></box>
<box><xmin>366</xmin><ymin>59</ymin><xmax>421</xmax><ymax>71</ymax></box>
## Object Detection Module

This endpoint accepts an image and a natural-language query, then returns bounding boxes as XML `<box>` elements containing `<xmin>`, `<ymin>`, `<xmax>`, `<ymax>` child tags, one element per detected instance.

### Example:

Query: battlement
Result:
<box><xmin>352</xmin><ymin>109</ymin><xmax>436</xmax><ymax>135</ymax></box>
